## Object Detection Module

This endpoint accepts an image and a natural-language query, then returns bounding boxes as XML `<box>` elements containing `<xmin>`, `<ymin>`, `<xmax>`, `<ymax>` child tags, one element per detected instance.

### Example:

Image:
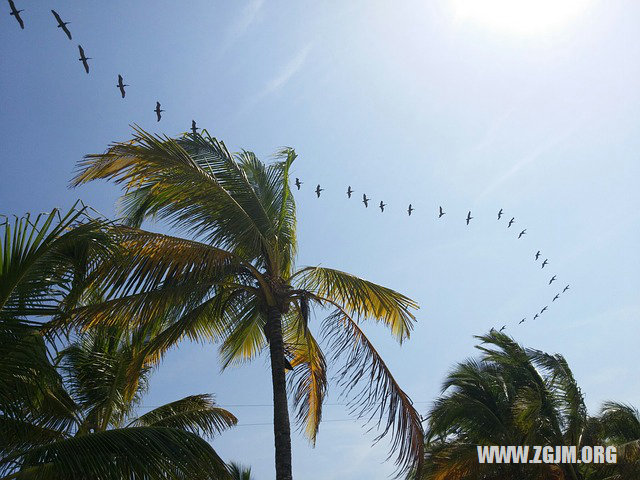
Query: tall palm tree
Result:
<box><xmin>68</xmin><ymin>127</ymin><xmax>424</xmax><ymax>479</ymax></box>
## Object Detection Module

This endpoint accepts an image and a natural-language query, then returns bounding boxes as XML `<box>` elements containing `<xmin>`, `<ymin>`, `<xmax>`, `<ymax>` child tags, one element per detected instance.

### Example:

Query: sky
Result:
<box><xmin>1</xmin><ymin>0</ymin><xmax>639</xmax><ymax>478</ymax></box>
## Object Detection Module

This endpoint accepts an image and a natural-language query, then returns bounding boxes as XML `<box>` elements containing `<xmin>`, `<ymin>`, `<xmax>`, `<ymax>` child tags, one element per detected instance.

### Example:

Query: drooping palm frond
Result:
<box><xmin>228</xmin><ymin>461</ymin><xmax>253</xmax><ymax>480</ymax></box>
<box><xmin>322</xmin><ymin>309</ymin><xmax>424</xmax><ymax>474</ymax></box>
<box><xmin>294</xmin><ymin>266</ymin><xmax>418</xmax><ymax>342</ymax></box>
<box><xmin>131</xmin><ymin>394</ymin><xmax>237</xmax><ymax>438</ymax></box>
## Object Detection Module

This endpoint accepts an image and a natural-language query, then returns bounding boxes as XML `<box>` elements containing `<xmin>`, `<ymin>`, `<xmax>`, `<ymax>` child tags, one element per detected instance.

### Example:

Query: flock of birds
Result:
<box><xmin>6</xmin><ymin>1</ymin><xmax>166</xmax><ymax>122</ymax></box>
<box><xmin>297</xmin><ymin>179</ymin><xmax>571</xmax><ymax>332</ymax></box>
<box><xmin>6</xmin><ymin>1</ymin><xmax>571</xmax><ymax>334</ymax></box>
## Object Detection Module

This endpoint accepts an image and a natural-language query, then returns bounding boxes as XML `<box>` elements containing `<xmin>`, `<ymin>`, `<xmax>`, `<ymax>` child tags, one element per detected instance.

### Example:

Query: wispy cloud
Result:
<box><xmin>261</xmin><ymin>44</ymin><xmax>312</xmax><ymax>97</ymax></box>
<box><xmin>219</xmin><ymin>0</ymin><xmax>265</xmax><ymax>55</ymax></box>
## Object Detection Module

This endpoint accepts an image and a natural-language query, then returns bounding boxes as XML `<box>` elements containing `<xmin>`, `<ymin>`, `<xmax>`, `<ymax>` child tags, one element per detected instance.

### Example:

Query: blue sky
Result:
<box><xmin>1</xmin><ymin>0</ymin><xmax>639</xmax><ymax>478</ymax></box>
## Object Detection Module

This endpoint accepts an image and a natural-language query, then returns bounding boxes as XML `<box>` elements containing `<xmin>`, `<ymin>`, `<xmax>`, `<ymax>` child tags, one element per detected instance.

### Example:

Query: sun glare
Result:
<box><xmin>451</xmin><ymin>0</ymin><xmax>591</xmax><ymax>35</ymax></box>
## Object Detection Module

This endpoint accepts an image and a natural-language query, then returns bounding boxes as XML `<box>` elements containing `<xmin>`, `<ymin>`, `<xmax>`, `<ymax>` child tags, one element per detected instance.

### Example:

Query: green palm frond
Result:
<box><xmin>228</xmin><ymin>461</ymin><xmax>253</xmax><ymax>480</ymax></box>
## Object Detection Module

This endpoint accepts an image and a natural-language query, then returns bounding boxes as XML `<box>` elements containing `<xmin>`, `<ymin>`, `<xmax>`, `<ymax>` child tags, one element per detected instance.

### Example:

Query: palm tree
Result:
<box><xmin>68</xmin><ymin>127</ymin><xmax>424</xmax><ymax>479</ymax></box>
<box><xmin>228</xmin><ymin>462</ymin><xmax>254</xmax><ymax>480</ymax></box>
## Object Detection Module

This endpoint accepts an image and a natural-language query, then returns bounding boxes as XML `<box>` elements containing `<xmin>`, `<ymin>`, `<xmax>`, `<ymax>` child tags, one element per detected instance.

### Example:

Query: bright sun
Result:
<box><xmin>451</xmin><ymin>0</ymin><xmax>592</xmax><ymax>35</ymax></box>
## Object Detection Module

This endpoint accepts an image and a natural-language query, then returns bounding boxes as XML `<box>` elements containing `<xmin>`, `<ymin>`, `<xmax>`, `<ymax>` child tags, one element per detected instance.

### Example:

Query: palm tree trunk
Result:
<box><xmin>266</xmin><ymin>306</ymin><xmax>293</xmax><ymax>480</ymax></box>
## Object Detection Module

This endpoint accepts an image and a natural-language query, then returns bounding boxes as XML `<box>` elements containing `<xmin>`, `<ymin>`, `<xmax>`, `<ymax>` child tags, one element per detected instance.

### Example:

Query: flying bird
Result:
<box><xmin>116</xmin><ymin>74</ymin><xmax>128</xmax><ymax>98</ymax></box>
<box><xmin>51</xmin><ymin>10</ymin><xmax>71</xmax><ymax>39</ymax></box>
<box><xmin>563</xmin><ymin>284</ymin><xmax>570</xmax><ymax>293</ymax></box>
<box><xmin>541</xmin><ymin>259</ymin><xmax>549</xmax><ymax>269</ymax></box>
<box><xmin>154</xmin><ymin>102</ymin><xmax>164</xmax><ymax>122</ymax></box>
<box><xmin>347</xmin><ymin>186</ymin><xmax>353</xmax><ymax>198</ymax></box>
<box><xmin>191</xmin><ymin>120</ymin><xmax>198</xmax><ymax>135</ymax></box>
<box><xmin>552</xmin><ymin>294</ymin><xmax>560</xmax><ymax>302</ymax></box>
<box><xmin>540</xmin><ymin>306</ymin><xmax>548</xmax><ymax>314</ymax></box>
<box><xmin>535</xmin><ymin>250</ymin><xmax>541</xmax><ymax>261</ymax></box>
<box><xmin>508</xmin><ymin>217</ymin><xmax>515</xmax><ymax>228</ymax></box>
<box><xmin>295</xmin><ymin>178</ymin><xmax>302</xmax><ymax>190</ymax></box>
<box><xmin>438</xmin><ymin>206</ymin><xmax>445</xmax><ymax>218</ymax></box>
<box><xmin>549</xmin><ymin>275</ymin><xmax>557</xmax><ymax>285</ymax></box>
<box><xmin>78</xmin><ymin>45</ymin><xmax>90</xmax><ymax>73</ymax></box>
<box><xmin>315</xmin><ymin>184</ymin><xmax>323</xmax><ymax>198</ymax></box>
<box><xmin>519</xmin><ymin>318</ymin><xmax>526</xmax><ymax>325</ymax></box>
<box><xmin>533</xmin><ymin>314</ymin><xmax>539</xmax><ymax>320</ymax></box>
<box><xmin>466</xmin><ymin>211</ymin><xmax>473</xmax><ymax>225</ymax></box>
<box><xmin>407</xmin><ymin>204</ymin><xmax>414</xmax><ymax>216</ymax></box>
<box><xmin>362</xmin><ymin>194</ymin><xmax>369</xmax><ymax>208</ymax></box>
<box><xmin>499</xmin><ymin>325</ymin><xmax>506</xmax><ymax>332</ymax></box>
<box><xmin>497</xmin><ymin>208</ymin><xmax>503</xmax><ymax>220</ymax></box>
<box><xmin>379</xmin><ymin>201</ymin><xmax>386</xmax><ymax>213</ymax></box>
<box><xmin>518</xmin><ymin>229</ymin><xmax>527</xmax><ymax>239</ymax></box>
<box><xmin>8</xmin><ymin>0</ymin><xmax>23</xmax><ymax>29</ymax></box>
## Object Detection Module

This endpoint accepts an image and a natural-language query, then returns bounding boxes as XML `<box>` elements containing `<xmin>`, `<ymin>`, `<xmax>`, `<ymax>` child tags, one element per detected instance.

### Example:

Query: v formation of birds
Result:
<box><xmin>6</xmin><ymin>1</ymin><xmax>571</xmax><ymax>334</ymax></box>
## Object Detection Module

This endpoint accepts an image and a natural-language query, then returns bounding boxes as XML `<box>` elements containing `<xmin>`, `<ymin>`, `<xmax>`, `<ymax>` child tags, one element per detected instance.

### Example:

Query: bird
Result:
<box><xmin>541</xmin><ymin>259</ymin><xmax>549</xmax><ymax>269</ymax></box>
<box><xmin>191</xmin><ymin>120</ymin><xmax>198</xmax><ymax>136</ymax></box>
<box><xmin>499</xmin><ymin>325</ymin><xmax>506</xmax><ymax>332</ymax></box>
<box><xmin>51</xmin><ymin>10</ymin><xmax>71</xmax><ymax>40</ymax></box>
<box><xmin>295</xmin><ymin>178</ymin><xmax>302</xmax><ymax>190</ymax></box>
<box><xmin>466</xmin><ymin>211</ymin><xmax>473</xmax><ymax>225</ymax></box>
<box><xmin>508</xmin><ymin>217</ymin><xmax>515</xmax><ymax>228</ymax></box>
<box><xmin>540</xmin><ymin>306</ymin><xmax>548</xmax><ymax>314</ymax></box>
<box><xmin>519</xmin><ymin>318</ymin><xmax>526</xmax><ymax>324</ymax></box>
<box><xmin>347</xmin><ymin>186</ymin><xmax>353</xmax><ymax>198</ymax></box>
<box><xmin>563</xmin><ymin>284</ymin><xmax>570</xmax><ymax>293</ymax></box>
<box><xmin>535</xmin><ymin>250</ymin><xmax>541</xmax><ymax>261</ymax></box>
<box><xmin>154</xmin><ymin>102</ymin><xmax>164</xmax><ymax>122</ymax></box>
<box><xmin>438</xmin><ymin>206</ymin><xmax>445</xmax><ymax>218</ymax></box>
<box><xmin>78</xmin><ymin>45</ymin><xmax>91</xmax><ymax>74</ymax></box>
<box><xmin>407</xmin><ymin>204</ymin><xmax>414</xmax><ymax>216</ymax></box>
<box><xmin>497</xmin><ymin>208</ymin><xmax>503</xmax><ymax>220</ymax></box>
<box><xmin>518</xmin><ymin>229</ymin><xmax>527</xmax><ymax>239</ymax></box>
<box><xmin>8</xmin><ymin>0</ymin><xmax>23</xmax><ymax>29</ymax></box>
<box><xmin>116</xmin><ymin>74</ymin><xmax>128</xmax><ymax>98</ymax></box>
<box><xmin>315</xmin><ymin>184</ymin><xmax>323</xmax><ymax>198</ymax></box>
<box><xmin>549</xmin><ymin>275</ymin><xmax>557</xmax><ymax>285</ymax></box>
<box><xmin>552</xmin><ymin>294</ymin><xmax>560</xmax><ymax>302</ymax></box>
<box><xmin>362</xmin><ymin>194</ymin><xmax>369</xmax><ymax>208</ymax></box>
<box><xmin>533</xmin><ymin>314</ymin><xmax>539</xmax><ymax>320</ymax></box>
<box><xmin>379</xmin><ymin>201</ymin><xmax>386</xmax><ymax>213</ymax></box>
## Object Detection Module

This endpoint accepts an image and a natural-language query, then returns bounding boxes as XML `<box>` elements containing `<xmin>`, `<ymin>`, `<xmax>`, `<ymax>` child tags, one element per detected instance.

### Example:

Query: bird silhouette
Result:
<box><xmin>499</xmin><ymin>325</ymin><xmax>506</xmax><ymax>332</ymax></box>
<box><xmin>116</xmin><ymin>74</ymin><xmax>128</xmax><ymax>98</ymax></box>
<box><xmin>533</xmin><ymin>313</ymin><xmax>539</xmax><ymax>320</ymax></box>
<box><xmin>549</xmin><ymin>275</ymin><xmax>557</xmax><ymax>285</ymax></box>
<box><xmin>541</xmin><ymin>259</ymin><xmax>549</xmax><ymax>269</ymax></box>
<box><xmin>519</xmin><ymin>318</ymin><xmax>526</xmax><ymax>324</ymax></box>
<box><xmin>508</xmin><ymin>217</ymin><xmax>515</xmax><ymax>228</ymax></box>
<box><xmin>497</xmin><ymin>208</ymin><xmax>503</xmax><ymax>220</ymax></box>
<box><xmin>315</xmin><ymin>184</ymin><xmax>323</xmax><ymax>198</ymax></box>
<box><xmin>379</xmin><ymin>201</ymin><xmax>386</xmax><ymax>213</ymax></box>
<box><xmin>552</xmin><ymin>294</ymin><xmax>560</xmax><ymax>302</ymax></box>
<box><xmin>438</xmin><ymin>206</ymin><xmax>445</xmax><ymax>218</ymax></box>
<box><xmin>362</xmin><ymin>194</ymin><xmax>369</xmax><ymax>208</ymax></box>
<box><xmin>78</xmin><ymin>45</ymin><xmax>91</xmax><ymax>73</ymax></box>
<box><xmin>407</xmin><ymin>204</ymin><xmax>414</xmax><ymax>216</ymax></box>
<box><xmin>191</xmin><ymin>120</ymin><xmax>198</xmax><ymax>136</ymax></box>
<box><xmin>466</xmin><ymin>211</ymin><xmax>473</xmax><ymax>225</ymax></box>
<box><xmin>535</xmin><ymin>250</ymin><xmax>541</xmax><ymax>261</ymax></box>
<box><xmin>347</xmin><ymin>186</ymin><xmax>353</xmax><ymax>198</ymax></box>
<box><xmin>51</xmin><ymin>10</ymin><xmax>71</xmax><ymax>39</ymax></box>
<box><xmin>295</xmin><ymin>178</ymin><xmax>302</xmax><ymax>190</ymax></box>
<box><xmin>8</xmin><ymin>0</ymin><xmax>23</xmax><ymax>29</ymax></box>
<box><xmin>154</xmin><ymin>102</ymin><xmax>164</xmax><ymax>122</ymax></box>
<box><xmin>518</xmin><ymin>229</ymin><xmax>527</xmax><ymax>239</ymax></box>
<box><xmin>563</xmin><ymin>284</ymin><xmax>570</xmax><ymax>293</ymax></box>
<box><xmin>540</xmin><ymin>306</ymin><xmax>548</xmax><ymax>314</ymax></box>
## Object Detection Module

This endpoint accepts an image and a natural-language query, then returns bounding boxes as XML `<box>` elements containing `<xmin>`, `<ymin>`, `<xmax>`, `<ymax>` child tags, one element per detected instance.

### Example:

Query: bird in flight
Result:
<box><xmin>552</xmin><ymin>294</ymin><xmax>560</xmax><ymax>302</ymax></box>
<box><xmin>362</xmin><ymin>194</ymin><xmax>369</xmax><ymax>208</ymax></box>
<box><xmin>438</xmin><ymin>206</ymin><xmax>445</xmax><ymax>218</ymax></box>
<box><xmin>499</xmin><ymin>325</ymin><xmax>506</xmax><ymax>332</ymax></box>
<box><xmin>347</xmin><ymin>186</ymin><xmax>353</xmax><ymax>198</ymax></box>
<box><xmin>497</xmin><ymin>208</ymin><xmax>503</xmax><ymax>220</ymax></box>
<box><xmin>535</xmin><ymin>250</ymin><xmax>541</xmax><ymax>261</ymax></box>
<box><xmin>191</xmin><ymin>120</ymin><xmax>198</xmax><ymax>136</ymax></box>
<box><xmin>407</xmin><ymin>204</ymin><xmax>414</xmax><ymax>216</ymax></box>
<box><xmin>315</xmin><ymin>184</ymin><xmax>323</xmax><ymax>198</ymax></box>
<box><xmin>541</xmin><ymin>259</ymin><xmax>549</xmax><ymax>269</ymax></box>
<box><xmin>508</xmin><ymin>217</ymin><xmax>515</xmax><ymax>228</ymax></box>
<box><xmin>295</xmin><ymin>178</ymin><xmax>302</xmax><ymax>190</ymax></box>
<box><xmin>540</xmin><ymin>306</ymin><xmax>548</xmax><ymax>314</ymax></box>
<box><xmin>466</xmin><ymin>211</ymin><xmax>473</xmax><ymax>225</ymax></box>
<box><xmin>51</xmin><ymin>10</ymin><xmax>71</xmax><ymax>39</ymax></box>
<box><xmin>549</xmin><ymin>275</ymin><xmax>557</xmax><ymax>285</ymax></box>
<box><xmin>116</xmin><ymin>74</ymin><xmax>128</xmax><ymax>98</ymax></box>
<box><xmin>78</xmin><ymin>45</ymin><xmax>91</xmax><ymax>74</ymax></box>
<box><xmin>379</xmin><ymin>201</ymin><xmax>386</xmax><ymax>213</ymax></box>
<box><xmin>8</xmin><ymin>0</ymin><xmax>24</xmax><ymax>29</ymax></box>
<box><xmin>563</xmin><ymin>284</ymin><xmax>570</xmax><ymax>293</ymax></box>
<box><xmin>519</xmin><ymin>318</ymin><xmax>526</xmax><ymax>324</ymax></box>
<box><xmin>533</xmin><ymin>314</ymin><xmax>539</xmax><ymax>320</ymax></box>
<box><xmin>154</xmin><ymin>102</ymin><xmax>164</xmax><ymax>122</ymax></box>
<box><xmin>518</xmin><ymin>229</ymin><xmax>527</xmax><ymax>239</ymax></box>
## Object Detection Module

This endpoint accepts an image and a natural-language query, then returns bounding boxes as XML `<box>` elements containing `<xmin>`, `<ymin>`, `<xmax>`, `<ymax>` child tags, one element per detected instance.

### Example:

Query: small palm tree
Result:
<box><xmin>68</xmin><ymin>127</ymin><xmax>424</xmax><ymax>479</ymax></box>
<box><xmin>229</xmin><ymin>462</ymin><xmax>254</xmax><ymax>480</ymax></box>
